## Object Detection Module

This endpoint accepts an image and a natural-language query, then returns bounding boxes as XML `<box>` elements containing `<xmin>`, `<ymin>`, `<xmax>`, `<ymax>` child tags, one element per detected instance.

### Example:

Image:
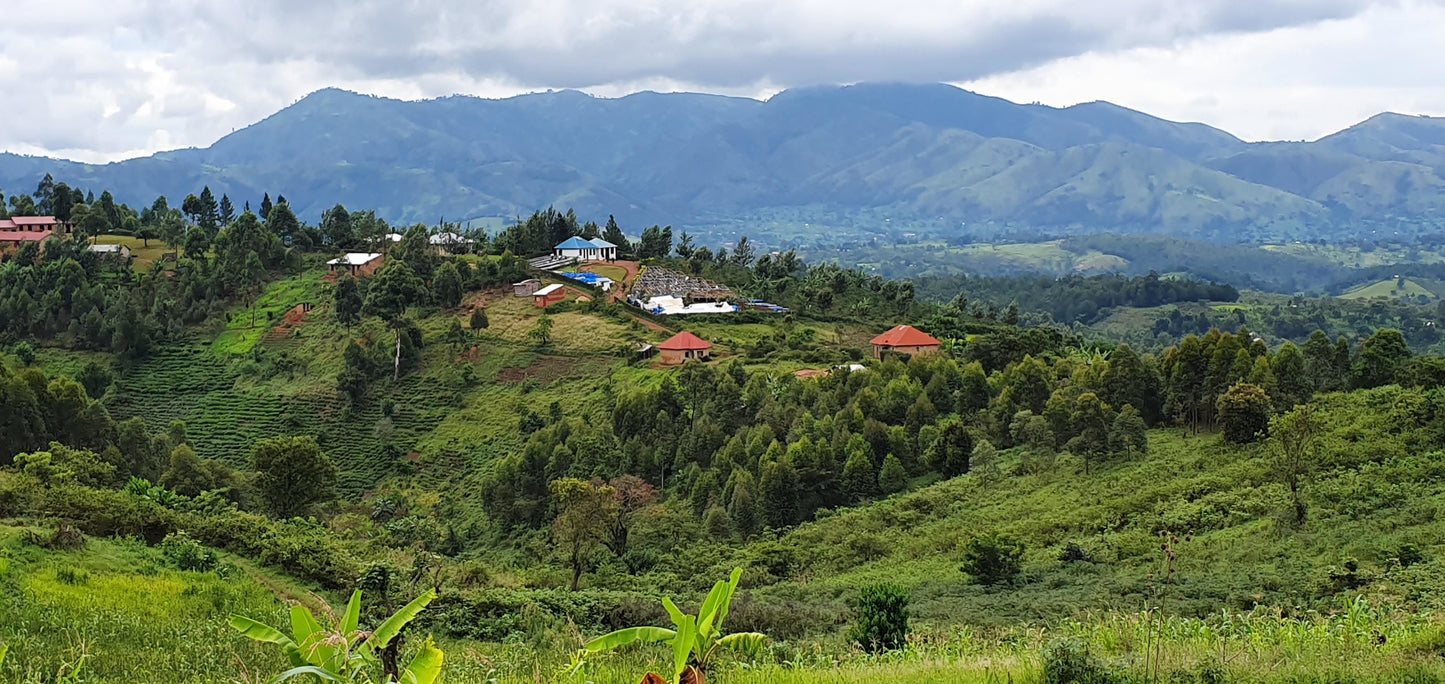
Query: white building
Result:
<box><xmin>554</xmin><ymin>237</ymin><xmax>618</xmax><ymax>261</ymax></box>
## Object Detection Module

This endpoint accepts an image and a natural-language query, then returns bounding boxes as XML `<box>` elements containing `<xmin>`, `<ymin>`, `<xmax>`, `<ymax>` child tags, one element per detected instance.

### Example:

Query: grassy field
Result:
<box><xmin>4</xmin><ymin>522</ymin><xmax>1445</xmax><ymax>684</ymax></box>
<box><xmin>91</xmin><ymin>234</ymin><xmax>176</xmax><ymax>271</ymax></box>
<box><xmin>1340</xmin><ymin>278</ymin><xmax>1437</xmax><ymax>301</ymax></box>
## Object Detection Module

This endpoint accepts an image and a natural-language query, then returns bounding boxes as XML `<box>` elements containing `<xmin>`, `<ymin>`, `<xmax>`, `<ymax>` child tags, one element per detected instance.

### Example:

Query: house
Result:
<box><xmin>0</xmin><ymin>216</ymin><xmax>71</xmax><ymax>254</ymax></box>
<box><xmin>554</xmin><ymin>237</ymin><xmax>618</xmax><ymax>262</ymax></box>
<box><xmin>88</xmin><ymin>243</ymin><xmax>132</xmax><ymax>259</ymax></box>
<box><xmin>428</xmin><ymin>232</ymin><xmax>474</xmax><ymax>255</ymax></box>
<box><xmin>532</xmin><ymin>283</ymin><xmax>567</xmax><ymax>308</ymax></box>
<box><xmin>658</xmin><ymin>331</ymin><xmax>712</xmax><ymax>365</ymax></box>
<box><xmin>513</xmin><ymin>279</ymin><xmax>542</xmax><ymax>297</ymax></box>
<box><xmin>326</xmin><ymin>252</ymin><xmax>384</xmax><ymax>277</ymax></box>
<box><xmin>870</xmin><ymin>325</ymin><xmax>942</xmax><ymax>359</ymax></box>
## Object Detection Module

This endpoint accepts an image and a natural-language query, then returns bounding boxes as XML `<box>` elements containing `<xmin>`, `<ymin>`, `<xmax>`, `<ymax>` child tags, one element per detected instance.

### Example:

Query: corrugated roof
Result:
<box><xmin>555</xmin><ymin>237</ymin><xmax>596</xmax><ymax>250</ymax></box>
<box><xmin>871</xmin><ymin>325</ymin><xmax>941</xmax><ymax>347</ymax></box>
<box><xmin>534</xmin><ymin>284</ymin><xmax>565</xmax><ymax>296</ymax></box>
<box><xmin>588</xmin><ymin>237</ymin><xmax>616</xmax><ymax>248</ymax></box>
<box><xmin>659</xmin><ymin>331</ymin><xmax>712</xmax><ymax>351</ymax></box>
<box><xmin>11</xmin><ymin>216</ymin><xmax>61</xmax><ymax>226</ymax></box>
<box><xmin>327</xmin><ymin>252</ymin><xmax>382</xmax><ymax>266</ymax></box>
<box><xmin>0</xmin><ymin>230</ymin><xmax>53</xmax><ymax>242</ymax></box>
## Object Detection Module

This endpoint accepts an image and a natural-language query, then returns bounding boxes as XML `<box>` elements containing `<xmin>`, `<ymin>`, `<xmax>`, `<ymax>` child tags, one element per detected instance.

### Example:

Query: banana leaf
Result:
<box><xmin>342</xmin><ymin>590</ymin><xmax>362</xmax><ymax>636</ymax></box>
<box><xmin>400</xmin><ymin>640</ymin><xmax>445</xmax><ymax>684</ymax></box>
<box><xmin>366</xmin><ymin>588</ymin><xmax>437</xmax><ymax>653</ymax></box>
<box><xmin>584</xmin><ymin>626</ymin><xmax>678</xmax><ymax>652</ymax></box>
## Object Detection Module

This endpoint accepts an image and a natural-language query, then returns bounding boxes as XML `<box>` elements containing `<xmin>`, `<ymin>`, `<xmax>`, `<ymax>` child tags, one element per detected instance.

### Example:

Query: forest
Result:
<box><xmin>7</xmin><ymin>173</ymin><xmax>1445</xmax><ymax>683</ymax></box>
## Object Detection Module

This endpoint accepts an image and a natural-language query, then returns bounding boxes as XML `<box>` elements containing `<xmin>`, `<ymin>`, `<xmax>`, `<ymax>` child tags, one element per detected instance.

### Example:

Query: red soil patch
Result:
<box><xmin>794</xmin><ymin>369</ymin><xmax>828</xmax><ymax>380</ymax></box>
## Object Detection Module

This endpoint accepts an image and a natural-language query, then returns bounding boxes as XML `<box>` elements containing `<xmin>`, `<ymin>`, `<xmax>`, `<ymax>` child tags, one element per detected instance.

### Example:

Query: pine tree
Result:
<box><xmin>841</xmin><ymin>448</ymin><xmax>876</xmax><ymax>503</ymax></box>
<box><xmin>1272</xmin><ymin>342</ymin><xmax>1311</xmax><ymax>410</ymax></box>
<box><xmin>726</xmin><ymin>471</ymin><xmax>761</xmax><ymax>538</ymax></box>
<box><xmin>219</xmin><ymin>194</ymin><xmax>235</xmax><ymax>224</ymax></box>
<box><xmin>432</xmin><ymin>261</ymin><xmax>463</xmax><ymax>309</ymax></box>
<box><xmin>877</xmin><ymin>453</ymin><xmax>907</xmax><ymax>495</ymax></box>
<box><xmin>259</xmin><ymin>193</ymin><xmax>273</xmax><ymax>220</ymax></box>
<box><xmin>759</xmin><ymin>457</ymin><xmax>800</xmax><ymax>528</ymax></box>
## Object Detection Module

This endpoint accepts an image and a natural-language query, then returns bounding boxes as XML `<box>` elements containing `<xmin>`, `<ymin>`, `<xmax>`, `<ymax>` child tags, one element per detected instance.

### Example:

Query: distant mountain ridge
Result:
<box><xmin>2</xmin><ymin>83</ymin><xmax>1444</xmax><ymax>242</ymax></box>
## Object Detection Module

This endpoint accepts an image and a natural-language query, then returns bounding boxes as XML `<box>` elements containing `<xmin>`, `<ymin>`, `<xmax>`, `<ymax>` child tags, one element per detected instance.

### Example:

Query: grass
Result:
<box><xmin>1340</xmin><ymin>278</ymin><xmax>1436</xmax><ymax>301</ymax></box>
<box><xmin>91</xmin><ymin>235</ymin><xmax>175</xmax><ymax>271</ymax></box>
<box><xmin>211</xmin><ymin>269</ymin><xmax>330</xmax><ymax>356</ymax></box>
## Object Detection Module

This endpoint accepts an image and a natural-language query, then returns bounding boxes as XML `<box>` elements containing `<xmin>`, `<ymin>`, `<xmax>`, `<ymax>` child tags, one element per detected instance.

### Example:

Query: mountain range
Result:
<box><xmin>3</xmin><ymin>82</ymin><xmax>1444</xmax><ymax>242</ymax></box>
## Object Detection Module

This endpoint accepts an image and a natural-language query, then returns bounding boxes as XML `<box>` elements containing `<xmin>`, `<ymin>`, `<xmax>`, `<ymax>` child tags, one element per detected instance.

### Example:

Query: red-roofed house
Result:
<box><xmin>0</xmin><ymin>216</ymin><xmax>72</xmax><ymax>255</ymax></box>
<box><xmin>658</xmin><ymin>331</ymin><xmax>712</xmax><ymax>365</ymax></box>
<box><xmin>870</xmin><ymin>325</ymin><xmax>942</xmax><ymax>359</ymax></box>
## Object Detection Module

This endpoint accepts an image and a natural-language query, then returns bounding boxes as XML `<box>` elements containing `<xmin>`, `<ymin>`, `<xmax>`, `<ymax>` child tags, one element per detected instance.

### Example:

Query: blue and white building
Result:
<box><xmin>554</xmin><ymin>237</ymin><xmax>618</xmax><ymax>261</ymax></box>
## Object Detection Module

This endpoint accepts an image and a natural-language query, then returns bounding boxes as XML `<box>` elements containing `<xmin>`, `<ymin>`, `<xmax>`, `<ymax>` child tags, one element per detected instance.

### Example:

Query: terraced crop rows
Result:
<box><xmin>107</xmin><ymin>343</ymin><xmax>468</xmax><ymax>499</ymax></box>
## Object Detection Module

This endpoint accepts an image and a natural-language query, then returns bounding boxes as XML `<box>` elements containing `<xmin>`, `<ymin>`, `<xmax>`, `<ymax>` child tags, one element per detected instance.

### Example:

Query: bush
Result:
<box><xmin>850</xmin><ymin>584</ymin><xmax>910</xmax><ymax>653</ymax></box>
<box><xmin>1217</xmin><ymin>383</ymin><xmax>1271</xmax><ymax>444</ymax></box>
<box><xmin>960</xmin><ymin>532</ymin><xmax>1024</xmax><ymax>586</ymax></box>
<box><xmin>160</xmin><ymin>532</ymin><xmax>219</xmax><ymax>573</ymax></box>
<box><xmin>1042</xmin><ymin>639</ymin><xmax>1116</xmax><ymax>684</ymax></box>
<box><xmin>43</xmin><ymin>485</ymin><xmax>175</xmax><ymax>543</ymax></box>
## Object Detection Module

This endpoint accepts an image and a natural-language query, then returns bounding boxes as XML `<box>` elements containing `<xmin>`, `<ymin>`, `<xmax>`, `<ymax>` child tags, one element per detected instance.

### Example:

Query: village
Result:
<box><xmin>321</xmin><ymin>234</ymin><xmax>942</xmax><ymax>367</ymax></box>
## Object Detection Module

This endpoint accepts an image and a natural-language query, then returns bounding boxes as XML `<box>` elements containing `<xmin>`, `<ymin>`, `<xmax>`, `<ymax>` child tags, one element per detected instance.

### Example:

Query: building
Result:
<box><xmin>532</xmin><ymin>283</ymin><xmax>567</xmax><ymax>308</ymax></box>
<box><xmin>513</xmin><ymin>278</ymin><xmax>542</xmax><ymax>297</ymax></box>
<box><xmin>428</xmin><ymin>232</ymin><xmax>474</xmax><ymax>255</ymax></box>
<box><xmin>870</xmin><ymin>325</ymin><xmax>942</xmax><ymax>359</ymax></box>
<box><xmin>88</xmin><ymin>243</ymin><xmax>132</xmax><ymax>259</ymax></box>
<box><xmin>326</xmin><ymin>252</ymin><xmax>384</xmax><ymax>277</ymax></box>
<box><xmin>658</xmin><ymin>331</ymin><xmax>712</xmax><ymax>365</ymax></box>
<box><xmin>554</xmin><ymin>237</ymin><xmax>618</xmax><ymax>262</ymax></box>
<box><xmin>0</xmin><ymin>216</ymin><xmax>72</xmax><ymax>253</ymax></box>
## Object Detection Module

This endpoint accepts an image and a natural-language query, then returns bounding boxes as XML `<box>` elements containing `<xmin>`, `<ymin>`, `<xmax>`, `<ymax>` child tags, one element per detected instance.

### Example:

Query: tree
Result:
<box><xmin>1065</xmin><ymin>392</ymin><xmax>1113</xmax><ymax>473</ymax></box>
<box><xmin>731</xmin><ymin>236</ymin><xmax>755</xmax><ymax>267</ymax></box>
<box><xmin>840</xmin><ymin>447</ymin><xmax>876</xmax><ymax>502</ymax></box>
<box><xmin>469</xmin><ymin>308</ymin><xmax>489</xmax><ymax>332</ymax></box>
<box><xmin>161</xmin><ymin>444</ymin><xmax>213</xmax><ymax>497</ymax></box>
<box><xmin>363</xmin><ymin>261</ymin><xmax>426</xmax><ymax>321</ymax></box>
<box><xmin>334</xmin><ymin>274</ymin><xmax>363</xmax><ymax>329</ymax></box>
<box><xmin>1101</xmin><ymin>344</ymin><xmax>1161</xmax><ymax>425</ymax></box>
<box><xmin>1108</xmin><ymin>404</ymin><xmax>1148</xmax><ymax>459</ymax></box>
<box><xmin>601</xmin><ymin>215</ymin><xmax>630</xmax><ymax>258</ymax></box>
<box><xmin>259</xmin><ymin>193</ymin><xmax>273</xmax><ymax>220</ymax></box>
<box><xmin>851</xmin><ymin>584</ymin><xmax>910</xmax><ymax>653</ymax></box>
<box><xmin>926</xmin><ymin>418</ymin><xmax>974</xmax><ymax>476</ymax></box>
<box><xmin>252</xmin><ymin>436</ymin><xmax>338</xmax><ymax>518</ymax></box>
<box><xmin>550</xmin><ymin>478</ymin><xmax>619</xmax><ymax>591</ymax></box>
<box><xmin>219</xmin><ymin>194</ymin><xmax>235</xmax><ymax>224</ymax></box>
<box><xmin>432</xmin><ymin>261</ymin><xmax>463</xmax><ymax>309</ymax></box>
<box><xmin>530</xmin><ymin>312</ymin><xmax>554</xmax><ymax>347</ymax></box>
<box><xmin>606</xmin><ymin>475</ymin><xmax>658</xmax><ymax>559</ymax></box>
<box><xmin>266</xmin><ymin>201</ymin><xmax>302</xmax><ymax>242</ymax></box>
<box><xmin>726</xmin><ymin>470</ymin><xmax>762</xmax><ymax>538</ymax></box>
<box><xmin>1302</xmin><ymin>331</ymin><xmax>1337</xmax><ymax>392</ymax></box>
<box><xmin>1353</xmin><ymin>329</ymin><xmax>1411</xmax><ymax>389</ymax></box>
<box><xmin>877</xmin><ymin>453</ymin><xmax>907</xmax><ymax>495</ymax></box>
<box><xmin>196</xmin><ymin>187</ymin><xmax>220</xmax><ymax>232</ymax></box>
<box><xmin>1272</xmin><ymin>342</ymin><xmax>1311</xmax><ymax>410</ymax></box>
<box><xmin>75</xmin><ymin>361</ymin><xmax>113</xmax><ymax>399</ymax></box>
<box><xmin>960</xmin><ymin>532</ymin><xmax>1024</xmax><ymax>586</ymax></box>
<box><xmin>1216</xmin><ymin>383</ymin><xmax>1271</xmax><ymax>444</ymax></box>
<box><xmin>758</xmin><ymin>457</ymin><xmax>800</xmax><ymax>528</ymax></box>
<box><xmin>1268</xmin><ymin>405</ymin><xmax>1318</xmax><ymax>527</ymax></box>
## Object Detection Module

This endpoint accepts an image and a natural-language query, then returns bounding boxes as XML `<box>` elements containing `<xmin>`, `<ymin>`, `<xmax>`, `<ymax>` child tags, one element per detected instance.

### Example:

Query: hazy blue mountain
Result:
<box><xmin>1</xmin><ymin>83</ymin><xmax>1442</xmax><ymax>241</ymax></box>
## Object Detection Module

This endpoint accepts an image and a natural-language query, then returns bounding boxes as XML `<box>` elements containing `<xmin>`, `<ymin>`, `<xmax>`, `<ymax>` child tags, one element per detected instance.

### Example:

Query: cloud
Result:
<box><xmin>0</xmin><ymin>0</ymin><xmax>1431</xmax><ymax>161</ymax></box>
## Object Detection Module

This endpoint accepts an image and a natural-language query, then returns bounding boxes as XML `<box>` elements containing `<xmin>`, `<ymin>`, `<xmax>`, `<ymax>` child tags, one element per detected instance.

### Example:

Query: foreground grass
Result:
<box><xmin>5</xmin><ymin>526</ymin><xmax>1445</xmax><ymax>683</ymax></box>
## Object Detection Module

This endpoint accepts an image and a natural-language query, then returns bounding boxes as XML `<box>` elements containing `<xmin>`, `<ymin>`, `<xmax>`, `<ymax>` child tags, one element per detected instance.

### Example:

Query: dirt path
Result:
<box><xmin>579</xmin><ymin>260</ymin><xmax>640</xmax><ymax>302</ymax></box>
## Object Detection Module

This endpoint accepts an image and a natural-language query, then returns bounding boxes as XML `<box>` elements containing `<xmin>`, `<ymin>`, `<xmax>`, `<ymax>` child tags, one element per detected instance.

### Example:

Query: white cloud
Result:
<box><xmin>0</xmin><ymin>0</ymin><xmax>1436</xmax><ymax>161</ymax></box>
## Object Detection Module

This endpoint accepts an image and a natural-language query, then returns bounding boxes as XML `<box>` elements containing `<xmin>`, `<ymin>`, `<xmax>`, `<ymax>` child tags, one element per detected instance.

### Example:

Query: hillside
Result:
<box><xmin>6</xmin><ymin>83</ymin><xmax>1445</xmax><ymax>245</ymax></box>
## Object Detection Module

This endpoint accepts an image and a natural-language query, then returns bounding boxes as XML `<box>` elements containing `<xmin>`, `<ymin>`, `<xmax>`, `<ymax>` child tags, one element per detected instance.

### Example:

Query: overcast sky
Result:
<box><xmin>2</xmin><ymin>0</ymin><xmax>1443</xmax><ymax>163</ymax></box>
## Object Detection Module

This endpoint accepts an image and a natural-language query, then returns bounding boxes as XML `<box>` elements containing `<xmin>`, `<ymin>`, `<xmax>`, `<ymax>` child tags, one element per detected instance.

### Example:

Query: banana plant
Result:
<box><xmin>229</xmin><ymin>588</ymin><xmax>442</xmax><ymax>684</ymax></box>
<box><xmin>583</xmin><ymin>568</ymin><xmax>766</xmax><ymax>684</ymax></box>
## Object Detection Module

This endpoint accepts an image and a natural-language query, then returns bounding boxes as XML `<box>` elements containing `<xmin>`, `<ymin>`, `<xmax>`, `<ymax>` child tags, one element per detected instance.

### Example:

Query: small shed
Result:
<box><xmin>658</xmin><ymin>331</ymin><xmax>712</xmax><ymax>365</ymax></box>
<box><xmin>532</xmin><ymin>283</ymin><xmax>566</xmax><ymax>308</ymax></box>
<box><xmin>327</xmin><ymin>252</ymin><xmax>384</xmax><ymax>277</ymax></box>
<box><xmin>88</xmin><ymin>243</ymin><xmax>132</xmax><ymax>259</ymax></box>
<box><xmin>513</xmin><ymin>279</ymin><xmax>542</xmax><ymax>297</ymax></box>
<box><xmin>870</xmin><ymin>325</ymin><xmax>942</xmax><ymax>359</ymax></box>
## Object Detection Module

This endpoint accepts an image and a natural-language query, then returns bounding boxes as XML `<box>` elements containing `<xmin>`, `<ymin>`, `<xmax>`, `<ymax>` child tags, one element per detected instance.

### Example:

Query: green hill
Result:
<box><xmin>1341</xmin><ymin>278</ymin><xmax>1438</xmax><ymax>301</ymax></box>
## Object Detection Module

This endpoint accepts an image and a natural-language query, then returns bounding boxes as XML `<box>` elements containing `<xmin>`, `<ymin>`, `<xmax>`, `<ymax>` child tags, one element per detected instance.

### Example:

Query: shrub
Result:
<box><xmin>160</xmin><ymin>532</ymin><xmax>219</xmax><ymax>573</ymax></box>
<box><xmin>850</xmin><ymin>584</ymin><xmax>910</xmax><ymax>653</ymax></box>
<box><xmin>1042</xmin><ymin>639</ymin><xmax>1116</xmax><ymax>684</ymax></box>
<box><xmin>56</xmin><ymin>567</ymin><xmax>90</xmax><ymax>586</ymax></box>
<box><xmin>43</xmin><ymin>485</ymin><xmax>175</xmax><ymax>543</ymax></box>
<box><xmin>960</xmin><ymin>532</ymin><xmax>1024</xmax><ymax>586</ymax></box>
<box><xmin>1058</xmin><ymin>542</ymin><xmax>1093</xmax><ymax>564</ymax></box>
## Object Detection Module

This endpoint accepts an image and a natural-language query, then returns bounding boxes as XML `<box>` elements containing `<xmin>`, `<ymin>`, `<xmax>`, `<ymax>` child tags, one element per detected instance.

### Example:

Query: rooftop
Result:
<box><xmin>88</xmin><ymin>244</ymin><xmax>126</xmax><ymax>253</ymax></box>
<box><xmin>659</xmin><ymin>331</ymin><xmax>712</xmax><ymax>351</ymax></box>
<box><xmin>556</xmin><ymin>236</ymin><xmax>598</xmax><ymax>250</ymax></box>
<box><xmin>871</xmin><ymin>325</ymin><xmax>942</xmax><ymax>347</ymax></box>
<box><xmin>327</xmin><ymin>252</ymin><xmax>382</xmax><ymax>266</ymax></box>
<box><xmin>0</xmin><ymin>230</ymin><xmax>53</xmax><ymax>242</ymax></box>
<box><xmin>533</xmin><ymin>283</ymin><xmax>565</xmax><ymax>296</ymax></box>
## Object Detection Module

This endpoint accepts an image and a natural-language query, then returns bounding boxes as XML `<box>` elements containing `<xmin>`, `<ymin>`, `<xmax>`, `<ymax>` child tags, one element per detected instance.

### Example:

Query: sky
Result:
<box><xmin>1</xmin><ymin>0</ymin><xmax>1443</xmax><ymax>163</ymax></box>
